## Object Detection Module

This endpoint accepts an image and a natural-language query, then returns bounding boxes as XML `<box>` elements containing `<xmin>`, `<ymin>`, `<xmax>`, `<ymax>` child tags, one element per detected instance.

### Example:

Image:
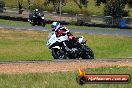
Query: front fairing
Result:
<box><xmin>47</xmin><ymin>32</ymin><xmax>57</xmax><ymax>48</ymax></box>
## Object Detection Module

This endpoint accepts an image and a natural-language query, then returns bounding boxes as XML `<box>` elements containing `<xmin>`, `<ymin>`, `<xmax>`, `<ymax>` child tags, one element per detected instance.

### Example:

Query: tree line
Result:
<box><xmin>1</xmin><ymin>0</ymin><xmax>132</xmax><ymax>17</ymax></box>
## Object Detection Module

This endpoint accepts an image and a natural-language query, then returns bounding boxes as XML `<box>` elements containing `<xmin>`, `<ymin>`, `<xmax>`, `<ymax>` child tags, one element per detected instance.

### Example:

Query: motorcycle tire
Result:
<box><xmin>52</xmin><ymin>49</ymin><xmax>67</xmax><ymax>59</ymax></box>
<box><xmin>32</xmin><ymin>23</ymin><xmax>35</xmax><ymax>26</ymax></box>
<box><xmin>81</xmin><ymin>46</ymin><xmax>94</xmax><ymax>59</ymax></box>
<box><xmin>42</xmin><ymin>22</ymin><xmax>46</xmax><ymax>27</ymax></box>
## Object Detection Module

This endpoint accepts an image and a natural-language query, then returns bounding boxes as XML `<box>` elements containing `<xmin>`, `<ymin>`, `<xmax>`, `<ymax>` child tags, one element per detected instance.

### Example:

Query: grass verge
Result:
<box><xmin>0</xmin><ymin>66</ymin><xmax>131</xmax><ymax>88</ymax></box>
<box><xmin>0</xmin><ymin>19</ymin><xmax>30</xmax><ymax>26</ymax></box>
<box><xmin>0</xmin><ymin>28</ymin><xmax>132</xmax><ymax>60</ymax></box>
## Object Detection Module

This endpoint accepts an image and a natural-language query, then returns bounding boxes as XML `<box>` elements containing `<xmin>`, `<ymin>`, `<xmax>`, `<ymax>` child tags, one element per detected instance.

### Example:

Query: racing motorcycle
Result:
<box><xmin>28</xmin><ymin>13</ymin><xmax>46</xmax><ymax>27</ymax></box>
<box><xmin>47</xmin><ymin>31</ymin><xmax>94</xmax><ymax>59</ymax></box>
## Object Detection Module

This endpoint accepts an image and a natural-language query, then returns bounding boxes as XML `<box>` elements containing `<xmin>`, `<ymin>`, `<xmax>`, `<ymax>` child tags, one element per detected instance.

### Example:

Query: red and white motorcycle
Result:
<box><xmin>47</xmin><ymin>31</ymin><xmax>94</xmax><ymax>59</ymax></box>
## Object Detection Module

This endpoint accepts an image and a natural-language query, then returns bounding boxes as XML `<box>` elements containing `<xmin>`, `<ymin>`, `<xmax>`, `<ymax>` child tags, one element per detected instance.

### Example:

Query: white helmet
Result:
<box><xmin>35</xmin><ymin>9</ymin><xmax>38</xmax><ymax>12</ymax></box>
<box><xmin>51</xmin><ymin>22</ymin><xmax>60</xmax><ymax>31</ymax></box>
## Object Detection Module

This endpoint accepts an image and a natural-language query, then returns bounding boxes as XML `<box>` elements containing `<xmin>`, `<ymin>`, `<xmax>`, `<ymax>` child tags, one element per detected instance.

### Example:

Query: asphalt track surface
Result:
<box><xmin>0</xmin><ymin>24</ymin><xmax>132</xmax><ymax>36</ymax></box>
<box><xmin>0</xmin><ymin>59</ymin><xmax>132</xmax><ymax>64</ymax></box>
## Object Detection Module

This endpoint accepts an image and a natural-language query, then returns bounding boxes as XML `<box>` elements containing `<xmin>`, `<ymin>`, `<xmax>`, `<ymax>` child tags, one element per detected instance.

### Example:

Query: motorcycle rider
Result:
<box><xmin>28</xmin><ymin>9</ymin><xmax>40</xmax><ymax>22</ymax></box>
<box><xmin>51</xmin><ymin>22</ymin><xmax>77</xmax><ymax>52</ymax></box>
<box><xmin>33</xmin><ymin>9</ymin><xmax>40</xmax><ymax>17</ymax></box>
<box><xmin>28</xmin><ymin>8</ymin><xmax>46</xmax><ymax>26</ymax></box>
<box><xmin>51</xmin><ymin>21</ymin><xmax>76</xmax><ymax>41</ymax></box>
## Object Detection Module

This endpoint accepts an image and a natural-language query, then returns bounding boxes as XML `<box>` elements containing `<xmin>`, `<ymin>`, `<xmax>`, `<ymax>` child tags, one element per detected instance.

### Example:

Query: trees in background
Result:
<box><xmin>44</xmin><ymin>0</ymin><xmax>66</xmax><ymax>13</ymax></box>
<box><xmin>5</xmin><ymin>0</ymin><xmax>132</xmax><ymax>16</ymax></box>
<box><xmin>44</xmin><ymin>0</ymin><xmax>88</xmax><ymax>14</ymax></box>
<box><xmin>18</xmin><ymin>0</ymin><xmax>23</xmax><ymax>14</ymax></box>
<box><xmin>17</xmin><ymin>0</ymin><xmax>31</xmax><ymax>14</ymax></box>
<box><xmin>0</xmin><ymin>0</ymin><xmax>5</xmax><ymax>12</ymax></box>
<box><xmin>95</xmin><ymin>0</ymin><xmax>132</xmax><ymax>17</ymax></box>
<box><xmin>73</xmin><ymin>0</ymin><xmax>88</xmax><ymax>14</ymax></box>
<box><xmin>43</xmin><ymin>0</ymin><xmax>132</xmax><ymax>15</ymax></box>
<box><xmin>27</xmin><ymin>0</ymin><xmax>31</xmax><ymax>9</ymax></box>
<box><xmin>95</xmin><ymin>0</ymin><xmax>132</xmax><ymax>25</ymax></box>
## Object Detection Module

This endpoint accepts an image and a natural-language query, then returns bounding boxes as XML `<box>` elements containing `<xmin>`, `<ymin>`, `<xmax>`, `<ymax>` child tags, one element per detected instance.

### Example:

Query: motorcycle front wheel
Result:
<box><xmin>81</xmin><ymin>46</ymin><xmax>94</xmax><ymax>59</ymax></box>
<box><xmin>42</xmin><ymin>21</ymin><xmax>46</xmax><ymax>27</ymax></box>
<box><xmin>52</xmin><ymin>49</ymin><xmax>67</xmax><ymax>59</ymax></box>
<box><xmin>31</xmin><ymin>22</ymin><xmax>35</xmax><ymax>26</ymax></box>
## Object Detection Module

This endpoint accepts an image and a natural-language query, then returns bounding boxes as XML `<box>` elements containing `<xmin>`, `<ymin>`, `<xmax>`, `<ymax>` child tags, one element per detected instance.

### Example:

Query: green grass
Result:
<box><xmin>0</xmin><ymin>66</ymin><xmax>131</xmax><ymax>88</ymax></box>
<box><xmin>0</xmin><ymin>28</ymin><xmax>52</xmax><ymax>60</ymax></box>
<box><xmin>0</xmin><ymin>28</ymin><xmax>132</xmax><ymax>60</ymax></box>
<box><xmin>0</xmin><ymin>19</ymin><xmax>30</xmax><ymax>26</ymax></box>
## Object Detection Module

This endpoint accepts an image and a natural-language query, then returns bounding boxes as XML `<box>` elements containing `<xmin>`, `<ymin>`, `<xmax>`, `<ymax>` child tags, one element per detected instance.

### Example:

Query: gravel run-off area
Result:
<box><xmin>0</xmin><ymin>59</ymin><xmax>132</xmax><ymax>74</ymax></box>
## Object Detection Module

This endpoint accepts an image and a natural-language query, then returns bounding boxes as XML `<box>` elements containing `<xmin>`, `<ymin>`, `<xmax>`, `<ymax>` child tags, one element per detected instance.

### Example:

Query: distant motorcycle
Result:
<box><xmin>28</xmin><ymin>13</ymin><xmax>46</xmax><ymax>27</ymax></box>
<box><xmin>47</xmin><ymin>31</ymin><xmax>94</xmax><ymax>59</ymax></box>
